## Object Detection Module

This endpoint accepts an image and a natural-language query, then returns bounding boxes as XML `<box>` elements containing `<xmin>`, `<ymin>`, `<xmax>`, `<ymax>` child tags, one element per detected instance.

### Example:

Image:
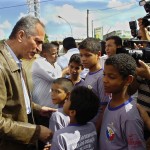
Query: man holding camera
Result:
<box><xmin>138</xmin><ymin>18</ymin><xmax>150</xmax><ymax>41</ymax></box>
<box><xmin>136</xmin><ymin>2</ymin><xmax>150</xmax><ymax>147</ymax></box>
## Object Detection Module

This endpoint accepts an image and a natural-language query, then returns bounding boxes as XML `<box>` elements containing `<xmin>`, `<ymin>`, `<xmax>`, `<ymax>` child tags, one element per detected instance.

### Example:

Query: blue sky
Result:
<box><xmin>0</xmin><ymin>0</ymin><xmax>147</xmax><ymax>41</ymax></box>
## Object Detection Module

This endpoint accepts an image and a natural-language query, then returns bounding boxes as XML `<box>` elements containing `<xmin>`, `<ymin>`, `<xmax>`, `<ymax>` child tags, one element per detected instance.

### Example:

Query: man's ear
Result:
<box><xmin>125</xmin><ymin>75</ymin><xmax>134</xmax><ymax>86</ymax></box>
<box><xmin>41</xmin><ymin>52</ymin><xmax>47</xmax><ymax>58</ymax></box>
<box><xmin>17</xmin><ymin>30</ymin><xmax>25</xmax><ymax>43</ymax></box>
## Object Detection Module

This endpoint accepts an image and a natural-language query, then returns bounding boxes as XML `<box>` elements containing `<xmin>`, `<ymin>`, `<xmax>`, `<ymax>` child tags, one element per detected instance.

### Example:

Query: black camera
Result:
<box><xmin>129</xmin><ymin>21</ymin><xmax>138</xmax><ymax>38</ymax></box>
<box><xmin>139</xmin><ymin>0</ymin><xmax>150</xmax><ymax>27</ymax></box>
<box><xmin>123</xmin><ymin>40</ymin><xmax>150</xmax><ymax>63</ymax></box>
<box><xmin>123</xmin><ymin>1</ymin><xmax>150</xmax><ymax>63</ymax></box>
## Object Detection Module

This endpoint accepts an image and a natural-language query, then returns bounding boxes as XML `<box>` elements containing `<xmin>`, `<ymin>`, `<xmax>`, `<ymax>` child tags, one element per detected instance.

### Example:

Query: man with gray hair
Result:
<box><xmin>0</xmin><ymin>15</ymin><xmax>55</xmax><ymax>150</ymax></box>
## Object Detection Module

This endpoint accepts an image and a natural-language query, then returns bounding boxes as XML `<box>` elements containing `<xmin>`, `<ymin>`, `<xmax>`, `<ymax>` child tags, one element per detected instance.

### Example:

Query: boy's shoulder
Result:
<box><xmin>108</xmin><ymin>98</ymin><xmax>140</xmax><ymax>119</ymax></box>
<box><xmin>85</xmin><ymin>69</ymin><xmax>103</xmax><ymax>80</ymax></box>
<box><xmin>51</xmin><ymin>108</ymin><xmax>68</xmax><ymax>119</ymax></box>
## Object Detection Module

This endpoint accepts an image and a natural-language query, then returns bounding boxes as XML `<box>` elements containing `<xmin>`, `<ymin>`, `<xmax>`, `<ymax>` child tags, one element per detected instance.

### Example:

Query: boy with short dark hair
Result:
<box><xmin>100</xmin><ymin>53</ymin><xmax>146</xmax><ymax>149</ymax></box>
<box><xmin>67</xmin><ymin>53</ymin><xmax>84</xmax><ymax>86</ymax></box>
<box><xmin>79</xmin><ymin>38</ymin><xmax>110</xmax><ymax>117</ymax></box>
<box><xmin>49</xmin><ymin>78</ymin><xmax>73</xmax><ymax>133</ymax></box>
<box><xmin>50</xmin><ymin>86</ymin><xmax>99</xmax><ymax>150</ymax></box>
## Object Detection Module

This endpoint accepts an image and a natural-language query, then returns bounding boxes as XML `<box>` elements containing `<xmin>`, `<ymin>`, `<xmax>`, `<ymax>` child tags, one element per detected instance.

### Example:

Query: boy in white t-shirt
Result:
<box><xmin>49</xmin><ymin>78</ymin><xmax>74</xmax><ymax>133</ymax></box>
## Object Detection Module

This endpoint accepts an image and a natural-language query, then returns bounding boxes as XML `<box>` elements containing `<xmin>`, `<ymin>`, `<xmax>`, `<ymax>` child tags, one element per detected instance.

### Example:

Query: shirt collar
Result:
<box><xmin>4</xmin><ymin>41</ymin><xmax>22</xmax><ymax>69</ymax></box>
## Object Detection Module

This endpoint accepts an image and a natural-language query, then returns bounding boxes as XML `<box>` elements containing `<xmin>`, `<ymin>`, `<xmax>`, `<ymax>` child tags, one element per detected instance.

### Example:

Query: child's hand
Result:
<box><xmin>43</xmin><ymin>143</ymin><xmax>51</xmax><ymax>150</ymax></box>
<box><xmin>62</xmin><ymin>67</ymin><xmax>70</xmax><ymax>77</ymax></box>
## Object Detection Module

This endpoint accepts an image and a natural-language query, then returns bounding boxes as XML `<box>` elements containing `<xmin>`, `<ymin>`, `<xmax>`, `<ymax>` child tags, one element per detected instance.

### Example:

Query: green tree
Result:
<box><xmin>44</xmin><ymin>34</ymin><xmax>49</xmax><ymax>43</ymax></box>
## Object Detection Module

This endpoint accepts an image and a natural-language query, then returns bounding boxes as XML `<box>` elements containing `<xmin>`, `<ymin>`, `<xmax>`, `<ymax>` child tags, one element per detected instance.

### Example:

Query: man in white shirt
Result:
<box><xmin>57</xmin><ymin>37</ymin><xmax>79</xmax><ymax>69</ymax></box>
<box><xmin>32</xmin><ymin>43</ymin><xmax>62</xmax><ymax>149</ymax></box>
<box><xmin>32</xmin><ymin>43</ymin><xmax>62</xmax><ymax>108</ymax></box>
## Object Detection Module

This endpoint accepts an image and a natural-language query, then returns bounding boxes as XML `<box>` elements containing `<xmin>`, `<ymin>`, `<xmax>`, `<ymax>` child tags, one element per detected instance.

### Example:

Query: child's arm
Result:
<box><xmin>95</xmin><ymin>105</ymin><xmax>105</xmax><ymax>136</ymax></box>
<box><xmin>137</xmin><ymin>104</ymin><xmax>150</xmax><ymax>131</ymax></box>
<box><xmin>49</xmin><ymin>111</ymin><xmax>69</xmax><ymax>133</ymax></box>
<box><xmin>49</xmin><ymin>112</ymin><xmax>62</xmax><ymax>132</ymax></box>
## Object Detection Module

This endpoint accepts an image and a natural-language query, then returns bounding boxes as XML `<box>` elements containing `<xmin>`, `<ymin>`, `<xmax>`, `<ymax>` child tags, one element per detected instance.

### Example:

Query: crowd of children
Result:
<box><xmin>39</xmin><ymin>37</ymin><xmax>149</xmax><ymax>150</ymax></box>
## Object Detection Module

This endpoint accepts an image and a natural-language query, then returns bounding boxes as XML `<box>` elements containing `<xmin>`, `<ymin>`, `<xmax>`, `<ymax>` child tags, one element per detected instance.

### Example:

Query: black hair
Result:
<box><xmin>69</xmin><ymin>86</ymin><xmax>99</xmax><ymax>125</ymax></box>
<box><xmin>52</xmin><ymin>78</ymin><xmax>74</xmax><ymax>93</ymax></box>
<box><xmin>106</xmin><ymin>36</ymin><xmax>122</xmax><ymax>47</ymax></box>
<box><xmin>69</xmin><ymin>53</ymin><xmax>83</xmax><ymax>67</ymax></box>
<box><xmin>78</xmin><ymin>37</ymin><xmax>101</xmax><ymax>54</ymax></box>
<box><xmin>105</xmin><ymin>53</ymin><xmax>137</xmax><ymax>78</ymax></box>
<box><xmin>41</xmin><ymin>43</ymin><xmax>57</xmax><ymax>55</ymax></box>
<box><xmin>9</xmin><ymin>15</ymin><xmax>45</xmax><ymax>39</ymax></box>
<box><xmin>51</xmin><ymin>41</ymin><xmax>60</xmax><ymax>50</ymax></box>
<box><xmin>100</xmin><ymin>40</ymin><xmax>106</xmax><ymax>55</ymax></box>
<box><xmin>63</xmin><ymin>37</ymin><xmax>77</xmax><ymax>50</ymax></box>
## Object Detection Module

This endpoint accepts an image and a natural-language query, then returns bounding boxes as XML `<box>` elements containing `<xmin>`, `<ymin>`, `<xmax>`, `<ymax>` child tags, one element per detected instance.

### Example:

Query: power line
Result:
<box><xmin>102</xmin><ymin>6</ymin><xmax>138</xmax><ymax>20</ymax></box>
<box><xmin>89</xmin><ymin>1</ymin><xmax>137</xmax><ymax>12</ymax></box>
<box><xmin>93</xmin><ymin>6</ymin><xmax>139</xmax><ymax>22</ymax></box>
<box><xmin>0</xmin><ymin>0</ymin><xmax>55</xmax><ymax>10</ymax></box>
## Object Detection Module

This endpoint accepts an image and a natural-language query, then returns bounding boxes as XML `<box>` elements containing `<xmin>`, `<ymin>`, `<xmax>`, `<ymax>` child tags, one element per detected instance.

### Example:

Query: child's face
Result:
<box><xmin>45</xmin><ymin>47</ymin><xmax>58</xmax><ymax>64</ymax></box>
<box><xmin>80</xmin><ymin>49</ymin><xmax>99</xmax><ymax>70</ymax></box>
<box><xmin>68</xmin><ymin>62</ymin><xmax>83</xmax><ymax>78</ymax></box>
<box><xmin>51</xmin><ymin>83</ymin><xmax>67</xmax><ymax>105</ymax></box>
<box><xmin>103</xmin><ymin>64</ymin><xmax>126</xmax><ymax>94</ymax></box>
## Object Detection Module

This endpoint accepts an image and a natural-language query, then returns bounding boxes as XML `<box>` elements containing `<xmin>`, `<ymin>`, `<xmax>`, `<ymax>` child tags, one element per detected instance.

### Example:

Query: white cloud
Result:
<box><xmin>44</xmin><ymin>3</ymin><xmax>108</xmax><ymax>39</ymax></box>
<box><xmin>43</xmin><ymin>4</ymin><xmax>86</xmax><ymax>27</ymax></box>
<box><xmin>112</xmin><ymin>21</ymin><xmax>130</xmax><ymax>31</ymax></box>
<box><xmin>56</xmin><ymin>4</ymin><xmax>86</xmax><ymax>26</ymax></box>
<box><xmin>107</xmin><ymin>0</ymin><xmax>136</xmax><ymax>10</ymax></box>
<box><xmin>74</xmin><ymin>0</ymin><xmax>105</xmax><ymax>2</ymax></box>
<box><xmin>42</xmin><ymin>4</ymin><xmax>88</xmax><ymax>40</ymax></box>
<box><xmin>0</xmin><ymin>29</ymin><xmax>5</xmax><ymax>39</ymax></box>
<box><xmin>0</xmin><ymin>20</ymin><xmax>11</xmax><ymax>29</ymax></box>
<box><xmin>18</xmin><ymin>12</ymin><xmax>48</xmax><ymax>26</ymax></box>
<box><xmin>18</xmin><ymin>12</ymin><xmax>28</xmax><ymax>20</ymax></box>
<box><xmin>0</xmin><ymin>20</ymin><xmax>12</xmax><ymax>39</ymax></box>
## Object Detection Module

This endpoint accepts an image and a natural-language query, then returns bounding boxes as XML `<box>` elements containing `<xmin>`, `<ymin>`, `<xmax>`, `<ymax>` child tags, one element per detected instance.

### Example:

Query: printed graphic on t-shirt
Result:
<box><xmin>128</xmin><ymin>134</ymin><xmax>143</xmax><ymax>148</ymax></box>
<box><xmin>106</xmin><ymin>122</ymin><xmax>115</xmax><ymax>141</ymax></box>
<box><xmin>87</xmin><ymin>85</ymin><xmax>92</xmax><ymax>90</ymax></box>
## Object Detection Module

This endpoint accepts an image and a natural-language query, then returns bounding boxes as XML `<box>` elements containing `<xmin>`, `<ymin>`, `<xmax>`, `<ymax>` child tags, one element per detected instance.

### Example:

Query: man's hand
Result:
<box><xmin>136</xmin><ymin>60</ymin><xmax>150</xmax><ymax>80</ymax></box>
<box><xmin>43</xmin><ymin>143</ymin><xmax>51</xmax><ymax>150</ymax></box>
<box><xmin>134</xmin><ymin>43</ymin><xmax>144</xmax><ymax>50</ymax></box>
<box><xmin>39</xmin><ymin>125</ymin><xmax>53</xmax><ymax>143</ymax></box>
<box><xmin>138</xmin><ymin>18</ymin><xmax>150</xmax><ymax>41</ymax></box>
<box><xmin>40</xmin><ymin>106</ymin><xmax>57</xmax><ymax>117</ymax></box>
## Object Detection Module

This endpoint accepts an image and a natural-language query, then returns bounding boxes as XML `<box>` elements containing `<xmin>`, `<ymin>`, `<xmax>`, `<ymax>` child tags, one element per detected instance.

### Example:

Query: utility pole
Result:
<box><xmin>92</xmin><ymin>20</ymin><xmax>94</xmax><ymax>37</ymax></box>
<box><xmin>26</xmin><ymin>0</ymin><xmax>40</xmax><ymax>18</ymax></box>
<box><xmin>87</xmin><ymin>9</ymin><xmax>89</xmax><ymax>38</ymax></box>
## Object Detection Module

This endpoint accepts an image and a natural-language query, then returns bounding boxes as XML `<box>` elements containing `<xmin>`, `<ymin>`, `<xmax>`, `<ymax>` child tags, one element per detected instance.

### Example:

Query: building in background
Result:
<box><xmin>103</xmin><ymin>30</ymin><xmax>132</xmax><ymax>40</ymax></box>
<box><xmin>94</xmin><ymin>27</ymin><xmax>103</xmax><ymax>40</ymax></box>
